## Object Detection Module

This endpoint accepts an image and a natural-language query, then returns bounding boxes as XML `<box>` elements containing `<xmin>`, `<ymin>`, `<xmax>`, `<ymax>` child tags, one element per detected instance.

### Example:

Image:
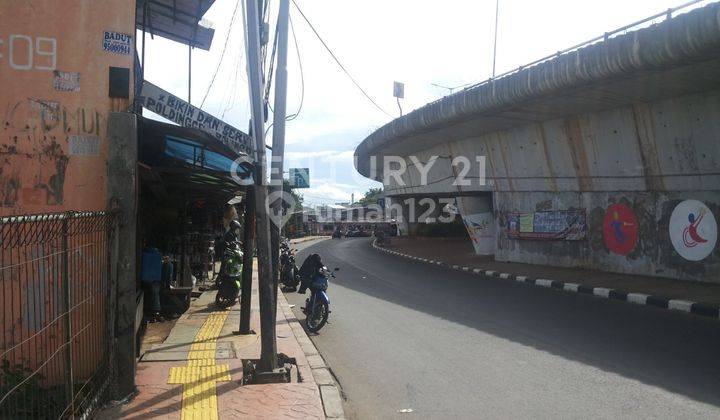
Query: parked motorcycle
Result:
<box><xmin>215</xmin><ymin>224</ymin><xmax>243</xmax><ymax>309</ymax></box>
<box><xmin>280</xmin><ymin>240</ymin><xmax>300</xmax><ymax>291</ymax></box>
<box><xmin>298</xmin><ymin>255</ymin><xmax>338</xmax><ymax>333</ymax></box>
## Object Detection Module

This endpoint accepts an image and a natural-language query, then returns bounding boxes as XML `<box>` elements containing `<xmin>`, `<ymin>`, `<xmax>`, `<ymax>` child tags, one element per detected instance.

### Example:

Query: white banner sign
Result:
<box><xmin>137</xmin><ymin>81</ymin><xmax>253</xmax><ymax>156</ymax></box>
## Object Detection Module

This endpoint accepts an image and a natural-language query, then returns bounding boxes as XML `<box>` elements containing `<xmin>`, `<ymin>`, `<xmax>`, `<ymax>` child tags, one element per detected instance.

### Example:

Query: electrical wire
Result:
<box><xmin>290</xmin><ymin>0</ymin><xmax>393</xmax><ymax>118</ymax></box>
<box><xmin>262</xmin><ymin>13</ymin><xmax>305</xmax><ymax>136</ymax></box>
<box><xmin>285</xmin><ymin>13</ymin><xmax>304</xmax><ymax>121</ymax></box>
<box><xmin>201</xmin><ymin>0</ymin><xmax>241</xmax><ymax>108</ymax></box>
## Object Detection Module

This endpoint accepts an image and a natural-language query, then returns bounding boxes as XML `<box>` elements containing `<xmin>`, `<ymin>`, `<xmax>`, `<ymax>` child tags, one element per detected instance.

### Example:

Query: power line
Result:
<box><xmin>290</xmin><ymin>0</ymin><xmax>393</xmax><ymax>118</ymax></box>
<box><xmin>201</xmin><ymin>0</ymin><xmax>241</xmax><ymax>108</ymax></box>
<box><xmin>285</xmin><ymin>14</ymin><xmax>304</xmax><ymax>121</ymax></box>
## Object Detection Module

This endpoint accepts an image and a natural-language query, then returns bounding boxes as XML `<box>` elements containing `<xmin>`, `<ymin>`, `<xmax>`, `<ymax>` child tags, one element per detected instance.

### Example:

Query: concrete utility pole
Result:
<box><xmin>269</xmin><ymin>0</ymin><xmax>291</xmax><ymax>300</ymax></box>
<box><xmin>244</xmin><ymin>0</ymin><xmax>277</xmax><ymax>373</ymax></box>
<box><xmin>239</xmin><ymin>188</ymin><xmax>255</xmax><ymax>334</ymax></box>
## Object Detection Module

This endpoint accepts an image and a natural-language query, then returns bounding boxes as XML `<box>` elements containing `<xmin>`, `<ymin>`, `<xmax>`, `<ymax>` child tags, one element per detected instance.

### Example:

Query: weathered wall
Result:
<box><xmin>383</xmin><ymin>88</ymin><xmax>720</xmax><ymax>282</ymax></box>
<box><xmin>494</xmin><ymin>191</ymin><xmax>719</xmax><ymax>282</ymax></box>
<box><xmin>0</xmin><ymin>0</ymin><xmax>135</xmax><ymax>216</ymax></box>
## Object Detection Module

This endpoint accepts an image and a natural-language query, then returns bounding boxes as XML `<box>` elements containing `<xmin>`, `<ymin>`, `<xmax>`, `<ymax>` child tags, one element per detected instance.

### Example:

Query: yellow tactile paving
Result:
<box><xmin>167</xmin><ymin>309</ymin><xmax>231</xmax><ymax>420</ymax></box>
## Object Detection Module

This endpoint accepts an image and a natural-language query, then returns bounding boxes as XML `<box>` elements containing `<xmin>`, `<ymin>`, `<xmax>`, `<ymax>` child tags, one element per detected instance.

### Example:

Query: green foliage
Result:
<box><xmin>357</xmin><ymin>187</ymin><xmax>383</xmax><ymax>206</ymax></box>
<box><xmin>0</xmin><ymin>359</ymin><xmax>61</xmax><ymax>416</ymax></box>
<box><xmin>282</xmin><ymin>179</ymin><xmax>304</xmax><ymax>211</ymax></box>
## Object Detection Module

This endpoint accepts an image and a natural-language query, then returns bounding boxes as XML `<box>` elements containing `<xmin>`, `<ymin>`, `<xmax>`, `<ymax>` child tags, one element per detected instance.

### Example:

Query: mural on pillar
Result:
<box><xmin>602</xmin><ymin>203</ymin><xmax>638</xmax><ymax>256</ymax></box>
<box><xmin>669</xmin><ymin>199</ymin><xmax>717</xmax><ymax>261</ymax></box>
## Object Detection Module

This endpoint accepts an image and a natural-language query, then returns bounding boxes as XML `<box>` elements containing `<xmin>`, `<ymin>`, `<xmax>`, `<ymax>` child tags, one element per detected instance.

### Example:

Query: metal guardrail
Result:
<box><xmin>438</xmin><ymin>0</ymin><xmax>714</xmax><ymax>100</ymax></box>
<box><xmin>0</xmin><ymin>211</ymin><xmax>116</xmax><ymax>418</ymax></box>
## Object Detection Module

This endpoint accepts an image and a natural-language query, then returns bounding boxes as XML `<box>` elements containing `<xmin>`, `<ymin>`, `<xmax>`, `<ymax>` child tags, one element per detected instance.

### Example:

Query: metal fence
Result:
<box><xmin>0</xmin><ymin>211</ymin><xmax>116</xmax><ymax>419</ymax></box>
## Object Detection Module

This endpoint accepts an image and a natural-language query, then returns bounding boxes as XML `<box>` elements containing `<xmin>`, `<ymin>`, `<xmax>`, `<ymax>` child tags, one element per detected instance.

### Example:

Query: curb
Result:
<box><xmin>372</xmin><ymin>239</ymin><xmax>720</xmax><ymax>320</ymax></box>
<box><xmin>277</xmin><ymin>291</ymin><xmax>346</xmax><ymax>419</ymax></box>
<box><xmin>290</xmin><ymin>236</ymin><xmax>330</xmax><ymax>245</ymax></box>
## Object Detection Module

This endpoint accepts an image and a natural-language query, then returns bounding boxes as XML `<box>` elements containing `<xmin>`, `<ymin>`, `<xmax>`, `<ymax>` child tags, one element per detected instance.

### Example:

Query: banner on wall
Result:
<box><xmin>461</xmin><ymin>212</ymin><xmax>495</xmax><ymax>255</ymax></box>
<box><xmin>506</xmin><ymin>209</ymin><xmax>586</xmax><ymax>240</ymax></box>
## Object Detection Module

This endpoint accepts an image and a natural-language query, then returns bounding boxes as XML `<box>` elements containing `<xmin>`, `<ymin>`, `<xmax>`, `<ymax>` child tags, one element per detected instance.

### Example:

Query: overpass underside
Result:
<box><xmin>356</xmin><ymin>3</ymin><xmax>720</xmax><ymax>283</ymax></box>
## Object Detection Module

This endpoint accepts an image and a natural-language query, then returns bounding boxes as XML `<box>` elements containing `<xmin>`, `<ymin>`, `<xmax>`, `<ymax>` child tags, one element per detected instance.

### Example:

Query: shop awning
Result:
<box><xmin>136</xmin><ymin>0</ymin><xmax>216</xmax><ymax>50</ymax></box>
<box><xmin>137</xmin><ymin>117</ymin><xmax>253</xmax><ymax>201</ymax></box>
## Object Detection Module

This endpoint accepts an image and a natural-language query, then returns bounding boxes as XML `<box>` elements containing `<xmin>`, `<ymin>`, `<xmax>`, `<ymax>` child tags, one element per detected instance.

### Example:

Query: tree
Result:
<box><xmin>282</xmin><ymin>179</ymin><xmax>304</xmax><ymax>212</ymax></box>
<box><xmin>357</xmin><ymin>187</ymin><xmax>383</xmax><ymax>206</ymax></box>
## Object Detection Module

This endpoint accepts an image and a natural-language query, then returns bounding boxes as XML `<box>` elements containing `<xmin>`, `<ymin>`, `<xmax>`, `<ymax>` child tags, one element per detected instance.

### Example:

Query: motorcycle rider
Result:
<box><xmin>297</xmin><ymin>253</ymin><xmax>324</xmax><ymax>294</ymax></box>
<box><xmin>218</xmin><ymin>220</ymin><xmax>242</xmax><ymax>283</ymax></box>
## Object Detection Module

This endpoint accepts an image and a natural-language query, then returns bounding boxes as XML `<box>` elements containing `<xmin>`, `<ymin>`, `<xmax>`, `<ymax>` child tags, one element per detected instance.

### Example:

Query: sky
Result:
<box><xmin>140</xmin><ymin>0</ymin><xmax>712</xmax><ymax>206</ymax></box>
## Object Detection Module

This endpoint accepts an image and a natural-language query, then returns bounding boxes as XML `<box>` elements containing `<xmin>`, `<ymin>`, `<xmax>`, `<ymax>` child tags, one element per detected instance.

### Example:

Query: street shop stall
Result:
<box><xmin>135</xmin><ymin>117</ymin><xmax>252</xmax><ymax>318</ymax></box>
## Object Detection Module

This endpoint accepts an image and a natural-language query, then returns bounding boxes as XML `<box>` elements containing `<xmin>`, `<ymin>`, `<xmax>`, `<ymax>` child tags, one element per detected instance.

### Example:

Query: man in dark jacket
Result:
<box><xmin>297</xmin><ymin>253</ymin><xmax>323</xmax><ymax>294</ymax></box>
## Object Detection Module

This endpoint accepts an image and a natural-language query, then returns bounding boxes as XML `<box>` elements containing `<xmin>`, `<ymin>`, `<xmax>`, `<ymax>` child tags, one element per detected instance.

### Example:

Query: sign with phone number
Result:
<box><xmin>103</xmin><ymin>31</ymin><xmax>132</xmax><ymax>55</ymax></box>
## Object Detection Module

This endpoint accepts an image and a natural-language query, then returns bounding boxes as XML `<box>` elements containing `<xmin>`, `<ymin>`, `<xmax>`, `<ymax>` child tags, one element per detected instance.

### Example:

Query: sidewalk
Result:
<box><xmin>378</xmin><ymin>236</ymin><xmax>720</xmax><ymax>317</ymax></box>
<box><xmin>99</xmin><ymin>268</ymin><xmax>344</xmax><ymax>419</ymax></box>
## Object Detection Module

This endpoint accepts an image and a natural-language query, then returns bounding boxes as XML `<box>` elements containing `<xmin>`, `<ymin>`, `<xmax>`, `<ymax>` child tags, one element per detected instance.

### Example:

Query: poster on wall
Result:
<box><xmin>461</xmin><ymin>212</ymin><xmax>495</xmax><ymax>255</ymax></box>
<box><xmin>669</xmin><ymin>199</ymin><xmax>717</xmax><ymax>261</ymax></box>
<box><xmin>506</xmin><ymin>209</ymin><xmax>586</xmax><ymax>240</ymax></box>
<box><xmin>603</xmin><ymin>203</ymin><xmax>638</xmax><ymax>256</ymax></box>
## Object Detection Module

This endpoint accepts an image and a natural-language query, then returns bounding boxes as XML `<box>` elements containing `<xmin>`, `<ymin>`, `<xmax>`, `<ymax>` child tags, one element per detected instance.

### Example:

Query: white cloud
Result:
<box><xmin>141</xmin><ymin>0</ymin><xmax>695</xmax><ymax>204</ymax></box>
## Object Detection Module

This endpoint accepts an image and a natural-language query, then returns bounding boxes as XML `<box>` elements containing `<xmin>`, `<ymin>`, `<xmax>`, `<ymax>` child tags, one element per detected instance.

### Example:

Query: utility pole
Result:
<box><xmin>238</xmin><ymin>188</ymin><xmax>255</xmax><ymax>334</ymax></box>
<box><xmin>269</xmin><ymin>0</ymin><xmax>291</xmax><ymax>304</ymax></box>
<box><xmin>244</xmin><ymin>0</ymin><xmax>277</xmax><ymax>373</ymax></box>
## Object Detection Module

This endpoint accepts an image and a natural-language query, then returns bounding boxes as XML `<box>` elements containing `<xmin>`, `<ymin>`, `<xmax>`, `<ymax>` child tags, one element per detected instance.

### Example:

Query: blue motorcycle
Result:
<box><xmin>301</xmin><ymin>266</ymin><xmax>338</xmax><ymax>333</ymax></box>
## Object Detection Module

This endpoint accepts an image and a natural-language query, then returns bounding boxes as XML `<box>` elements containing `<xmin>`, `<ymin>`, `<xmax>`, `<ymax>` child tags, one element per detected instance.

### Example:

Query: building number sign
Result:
<box><xmin>0</xmin><ymin>35</ymin><xmax>57</xmax><ymax>71</ymax></box>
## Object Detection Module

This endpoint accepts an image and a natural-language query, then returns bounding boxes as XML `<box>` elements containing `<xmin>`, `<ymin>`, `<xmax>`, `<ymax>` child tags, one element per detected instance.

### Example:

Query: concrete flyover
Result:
<box><xmin>354</xmin><ymin>2</ymin><xmax>720</xmax><ymax>283</ymax></box>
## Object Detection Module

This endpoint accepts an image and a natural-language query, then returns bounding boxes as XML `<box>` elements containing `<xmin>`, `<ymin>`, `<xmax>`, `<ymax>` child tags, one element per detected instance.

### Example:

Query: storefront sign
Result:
<box><xmin>669</xmin><ymin>199</ymin><xmax>717</xmax><ymax>261</ymax></box>
<box><xmin>602</xmin><ymin>203</ymin><xmax>638</xmax><ymax>256</ymax></box>
<box><xmin>506</xmin><ymin>209</ymin><xmax>586</xmax><ymax>240</ymax></box>
<box><xmin>461</xmin><ymin>212</ymin><xmax>495</xmax><ymax>255</ymax></box>
<box><xmin>137</xmin><ymin>81</ymin><xmax>253</xmax><ymax>156</ymax></box>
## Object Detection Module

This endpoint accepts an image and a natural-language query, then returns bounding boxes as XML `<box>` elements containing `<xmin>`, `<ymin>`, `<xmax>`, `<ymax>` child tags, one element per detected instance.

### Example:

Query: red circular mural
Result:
<box><xmin>603</xmin><ymin>203</ymin><xmax>638</xmax><ymax>256</ymax></box>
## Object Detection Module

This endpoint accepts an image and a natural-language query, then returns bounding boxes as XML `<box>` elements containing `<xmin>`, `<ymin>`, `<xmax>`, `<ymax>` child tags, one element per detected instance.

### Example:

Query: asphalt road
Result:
<box><xmin>284</xmin><ymin>238</ymin><xmax>720</xmax><ymax>419</ymax></box>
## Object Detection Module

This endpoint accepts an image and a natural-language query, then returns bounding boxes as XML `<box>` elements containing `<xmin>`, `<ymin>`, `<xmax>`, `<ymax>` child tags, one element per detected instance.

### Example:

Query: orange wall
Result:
<box><xmin>0</xmin><ymin>0</ymin><xmax>135</xmax><ymax>216</ymax></box>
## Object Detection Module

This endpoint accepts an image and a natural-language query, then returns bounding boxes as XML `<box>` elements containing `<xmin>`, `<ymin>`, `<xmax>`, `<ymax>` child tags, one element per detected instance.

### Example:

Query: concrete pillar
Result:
<box><xmin>107</xmin><ymin>112</ymin><xmax>138</xmax><ymax>398</ymax></box>
<box><xmin>457</xmin><ymin>195</ymin><xmax>495</xmax><ymax>255</ymax></box>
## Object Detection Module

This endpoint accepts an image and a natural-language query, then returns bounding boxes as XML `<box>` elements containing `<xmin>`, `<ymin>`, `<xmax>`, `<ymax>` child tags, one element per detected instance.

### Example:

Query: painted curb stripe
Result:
<box><xmin>370</xmin><ymin>242</ymin><xmax>719</xmax><ymax>319</ymax></box>
<box><xmin>535</xmin><ymin>279</ymin><xmax>553</xmax><ymax>288</ymax></box>
<box><xmin>627</xmin><ymin>293</ymin><xmax>649</xmax><ymax>305</ymax></box>
<box><xmin>563</xmin><ymin>283</ymin><xmax>580</xmax><ymax>292</ymax></box>
<box><xmin>646</xmin><ymin>296</ymin><xmax>669</xmax><ymax>308</ymax></box>
<box><xmin>668</xmin><ymin>299</ymin><xmax>694</xmax><ymax>313</ymax></box>
<box><xmin>593</xmin><ymin>288</ymin><xmax>612</xmax><ymax>298</ymax></box>
<box><xmin>690</xmin><ymin>302</ymin><xmax>720</xmax><ymax>318</ymax></box>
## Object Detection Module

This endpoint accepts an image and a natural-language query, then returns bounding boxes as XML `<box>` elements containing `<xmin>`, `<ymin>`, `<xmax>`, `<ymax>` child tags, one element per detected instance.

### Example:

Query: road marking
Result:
<box><xmin>167</xmin><ymin>311</ymin><xmax>230</xmax><ymax>420</ymax></box>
